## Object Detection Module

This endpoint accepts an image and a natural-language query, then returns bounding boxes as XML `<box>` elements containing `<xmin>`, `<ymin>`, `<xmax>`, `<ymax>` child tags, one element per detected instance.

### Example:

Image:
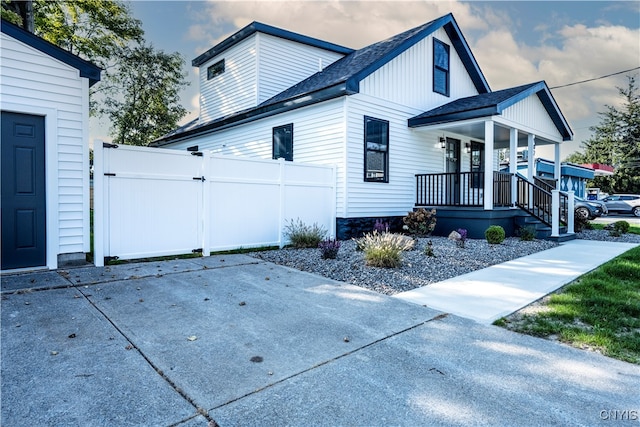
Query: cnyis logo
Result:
<box><xmin>599</xmin><ymin>410</ymin><xmax>639</xmax><ymax>421</ymax></box>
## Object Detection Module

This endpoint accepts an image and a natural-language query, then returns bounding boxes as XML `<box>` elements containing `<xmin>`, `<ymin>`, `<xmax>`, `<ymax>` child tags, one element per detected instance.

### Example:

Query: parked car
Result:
<box><xmin>574</xmin><ymin>196</ymin><xmax>608</xmax><ymax>220</ymax></box>
<box><xmin>602</xmin><ymin>194</ymin><xmax>640</xmax><ymax>217</ymax></box>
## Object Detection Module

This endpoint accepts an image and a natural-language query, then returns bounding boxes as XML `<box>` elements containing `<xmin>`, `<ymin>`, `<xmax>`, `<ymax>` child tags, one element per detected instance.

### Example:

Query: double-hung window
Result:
<box><xmin>433</xmin><ymin>39</ymin><xmax>450</xmax><ymax>96</ymax></box>
<box><xmin>273</xmin><ymin>124</ymin><xmax>293</xmax><ymax>161</ymax></box>
<box><xmin>364</xmin><ymin>116</ymin><xmax>389</xmax><ymax>182</ymax></box>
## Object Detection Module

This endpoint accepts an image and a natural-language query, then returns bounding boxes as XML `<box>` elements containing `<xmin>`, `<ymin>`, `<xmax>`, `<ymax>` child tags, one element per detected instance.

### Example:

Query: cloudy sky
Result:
<box><xmin>93</xmin><ymin>0</ymin><xmax>640</xmax><ymax>158</ymax></box>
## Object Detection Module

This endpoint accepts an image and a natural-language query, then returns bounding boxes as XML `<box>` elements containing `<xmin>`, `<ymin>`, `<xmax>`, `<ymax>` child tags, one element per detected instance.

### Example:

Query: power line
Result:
<box><xmin>549</xmin><ymin>67</ymin><xmax>640</xmax><ymax>89</ymax></box>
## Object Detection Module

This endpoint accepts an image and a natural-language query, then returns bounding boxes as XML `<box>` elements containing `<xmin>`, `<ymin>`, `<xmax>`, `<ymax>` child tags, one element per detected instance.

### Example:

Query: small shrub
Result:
<box><xmin>424</xmin><ymin>240</ymin><xmax>435</xmax><ymax>257</ymax></box>
<box><xmin>402</xmin><ymin>208</ymin><xmax>437</xmax><ymax>236</ymax></box>
<box><xmin>574</xmin><ymin>212</ymin><xmax>591</xmax><ymax>232</ymax></box>
<box><xmin>357</xmin><ymin>231</ymin><xmax>415</xmax><ymax>268</ymax></box>
<box><xmin>373</xmin><ymin>219</ymin><xmax>389</xmax><ymax>233</ymax></box>
<box><xmin>456</xmin><ymin>228</ymin><xmax>468</xmax><ymax>248</ymax></box>
<box><xmin>610</xmin><ymin>220</ymin><xmax>630</xmax><ymax>237</ymax></box>
<box><xmin>485</xmin><ymin>225</ymin><xmax>505</xmax><ymax>244</ymax></box>
<box><xmin>364</xmin><ymin>246</ymin><xmax>402</xmax><ymax>268</ymax></box>
<box><xmin>283</xmin><ymin>218</ymin><xmax>327</xmax><ymax>248</ymax></box>
<box><xmin>518</xmin><ymin>225</ymin><xmax>536</xmax><ymax>241</ymax></box>
<box><xmin>318</xmin><ymin>239</ymin><xmax>341</xmax><ymax>259</ymax></box>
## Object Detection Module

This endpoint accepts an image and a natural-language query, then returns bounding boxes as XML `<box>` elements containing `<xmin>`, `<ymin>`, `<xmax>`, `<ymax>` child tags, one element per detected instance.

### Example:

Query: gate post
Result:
<box><xmin>93</xmin><ymin>139</ymin><xmax>105</xmax><ymax>267</ymax></box>
<box><xmin>201</xmin><ymin>153</ymin><xmax>210</xmax><ymax>257</ymax></box>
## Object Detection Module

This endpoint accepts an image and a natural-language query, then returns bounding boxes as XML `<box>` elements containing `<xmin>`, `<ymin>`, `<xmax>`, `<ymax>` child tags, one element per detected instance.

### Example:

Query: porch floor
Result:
<box><xmin>394</xmin><ymin>240</ymin><xmax>637</xmax><ymax>324</ymax></box>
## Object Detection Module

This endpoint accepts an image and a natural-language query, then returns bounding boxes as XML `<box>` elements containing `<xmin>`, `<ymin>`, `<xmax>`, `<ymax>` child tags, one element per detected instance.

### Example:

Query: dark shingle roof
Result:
<box><xmin>408</xmin><ymin>81</ymin><xmax>573</xmax><ymax>141</ymax></box>
<box><xmin>153</xmin><ymin>13</ymin><xmax>491</xmax><ymax>145</ymax></box>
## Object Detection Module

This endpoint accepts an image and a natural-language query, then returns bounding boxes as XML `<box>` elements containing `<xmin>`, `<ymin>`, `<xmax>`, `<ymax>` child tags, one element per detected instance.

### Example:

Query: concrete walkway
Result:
<box><xmin>395</xmin><ymin>239</ymin><xmax>639</xmax><ymax>324</ymax></box>
<box><xmin>2</xmin><ymin>247</ymin><xmax>639</xmax><ymax>426</ymax></box>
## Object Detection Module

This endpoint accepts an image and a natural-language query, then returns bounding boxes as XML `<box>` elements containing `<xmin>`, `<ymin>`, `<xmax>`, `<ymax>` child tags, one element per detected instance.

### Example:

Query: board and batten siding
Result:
<box><xmin>256</xmin><ymin>33</ymin><xmax>345</xmax><ymax>103</ymax></box>
<box><xmin>161</xmin><ymin>98</ymin><xmax>349</xmax><ymax>215</ymax></box>
<box><xmin>359</xmin><ymin>27</ymin><xmax>479</xmax><ymax>112</ymax></box>
<box><xmin>500</xmin><ymin>94</ymin><xmax>564</xmax><ymax>143</ymax></box>
<box><xmin>0</xmin><ymin>32</ymin><xmax>89</xmax><ymax>258</ymax></box>
<box><xmin>199</xmin><ymin>35</ymin><xmax>258</xmax><ymax>122</ymax></box>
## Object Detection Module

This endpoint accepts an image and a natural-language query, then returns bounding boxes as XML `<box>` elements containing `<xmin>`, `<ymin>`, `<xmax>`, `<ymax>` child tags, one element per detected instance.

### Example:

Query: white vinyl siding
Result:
<box><xmin>256</xmin><ymin>33</ymin><xmax>345</xmax><ymax>103</ymax></box>
<box><xmin>1</xmin><ymin>32</ymin><xmax>89</xmax><ymax>257</ymax></box>
<box><xmin>344</xmin><ymin>94</ymin><xmax>443</xmax><ymax>218</ymax></box>
<box><xmin>199</xmin><ymin>33</ymin><xmax>346</xmax><ymax>123</ymax></box>
<box><xmin>199</xmin><ymin>36</ymin><xmax>258</xmax><ymax>122</ymax></box>
<box><xmin>359</xmin><ymin>28</ymin><xmax>478</xmax><ymax>111</ymax></box>
<box><xmin>500</xmin><ymin>95</ymin><xmax>564</xmax><ymax>142</ymax></box>
<box><xmin>162</xmin><ymin>99</ymin><xmax>348</xmax><ymax>215</ymax></box>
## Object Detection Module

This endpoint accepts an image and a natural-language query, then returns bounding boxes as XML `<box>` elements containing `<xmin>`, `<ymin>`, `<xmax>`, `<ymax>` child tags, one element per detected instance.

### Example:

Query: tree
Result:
<box><xmin>2</xmin><ymin>0</ymin><xmax>189</xmax><ymax>145</ymax></box>
<box><xmin>564</xmin><ymin>76</ymin><xmax>640</xmax><ymax>194</ymax></box>
<box><xmin>102</xmin><ymin>45</ymin><xmax>189</xmax><ymax>146</ymax></box>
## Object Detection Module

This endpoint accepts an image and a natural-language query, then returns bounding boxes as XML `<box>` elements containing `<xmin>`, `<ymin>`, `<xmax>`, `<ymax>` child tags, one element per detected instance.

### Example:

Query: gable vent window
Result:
<box><xmin>364</xmin><ymin>116</ymin><xmax>389</xmax><ymax>183</ymax></box>
<box><xmin>207</xmin><ymin>59</ymin><xmax>225</xmax><ymax>80</ymax></box>
<box><xmin>273</xmin><ymin>123</ymin><xmax>293</xmax><ymax>161</ymax></box>
<box><xmin>433</xmin><ymin>39</ymin><xmax>450</xmax><ymax>96</ymax></box>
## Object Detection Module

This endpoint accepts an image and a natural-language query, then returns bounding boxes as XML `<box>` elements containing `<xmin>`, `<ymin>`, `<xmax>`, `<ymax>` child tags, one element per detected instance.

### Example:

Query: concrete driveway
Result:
<box><xmin>2</xmin><ymin>255</ymin><xmax>638</xmax><ymax>426</ymax></box>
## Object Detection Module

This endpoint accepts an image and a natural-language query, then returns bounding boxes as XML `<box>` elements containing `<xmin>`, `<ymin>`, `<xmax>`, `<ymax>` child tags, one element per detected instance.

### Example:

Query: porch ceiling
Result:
<box><xmin>413</xmin><ymin>119</ymin><xmax>558</xmax><ymax>148</ymax></box>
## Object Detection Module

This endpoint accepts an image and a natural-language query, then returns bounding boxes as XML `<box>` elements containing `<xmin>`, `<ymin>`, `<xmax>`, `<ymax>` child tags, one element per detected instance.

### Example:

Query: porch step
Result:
<box><xmin>547</xmin><ymin>233</ymin><xmax>578</xmax><ymax>243</ymax></box>
<box><xmin>514</xmin><ymin>214</ymin><xmax>569</xmax><ymax>241</ymax></box>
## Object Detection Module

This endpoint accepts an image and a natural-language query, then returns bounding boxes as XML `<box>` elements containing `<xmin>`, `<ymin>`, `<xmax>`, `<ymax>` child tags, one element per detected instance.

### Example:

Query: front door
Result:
<box><xmin>1</xmin><ymin>111</ymin><xmax>47</xmax><ymax>270</ymax></box>
<box><xmin>445</xmin><ymin>137</ymin><xmax>461</xmax><ymax>204</ymax></box>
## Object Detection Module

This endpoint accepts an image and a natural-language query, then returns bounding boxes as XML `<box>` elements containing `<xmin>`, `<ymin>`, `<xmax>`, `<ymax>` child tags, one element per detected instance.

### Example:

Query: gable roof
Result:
<box><xmin>408</xmin><ymin>81</ymin><xmax>573</xmax><ymax>141</ymax></box>
<box><xmin>192</xmin><ymin>21</ymin><xmax>355</xmax><ymax>67</ymax></box>
<box><xmin>154</xmin><ymin>13</ymin><xmax>490</xmax><ymax>145</ymax></box>
<box><xmin>1</xmin><ymin>19</ymin><xmax>102</xmax><ymax>86</ymax></box>
<box><xmin>260</xmin><ymin>13</ymin><xmax>490</xmax><ymax>107</ymax></box>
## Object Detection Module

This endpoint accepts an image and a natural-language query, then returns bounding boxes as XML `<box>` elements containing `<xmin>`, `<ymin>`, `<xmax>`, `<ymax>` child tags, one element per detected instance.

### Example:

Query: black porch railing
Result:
<box><xmin>516</xmin><ymin>175</ymin><xmax>567</xmax><ymax>226</ymax></box>
<box><xmin>415</xmin><ymin>171</ymin><xmax>513</xmax><ymax>207</ymax></box>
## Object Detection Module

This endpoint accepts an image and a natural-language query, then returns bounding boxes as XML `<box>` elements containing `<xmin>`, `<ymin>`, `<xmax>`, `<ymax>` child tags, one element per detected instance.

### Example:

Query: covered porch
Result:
<box><xmin>408</xmin><ymin>82</ymin><xmax>575</xmax><ymax>238</ymax></box>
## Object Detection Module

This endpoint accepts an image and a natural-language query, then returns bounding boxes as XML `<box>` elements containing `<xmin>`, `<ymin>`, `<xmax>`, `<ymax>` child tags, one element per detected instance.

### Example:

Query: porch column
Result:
<box><xmin>551</xmin><ymin>190</ymin><xmax>560</xmax><ymax>237</ymax></box>
<box><xmin>554</xmin><ymin>143</ymin><xmax>561</xmax><ymax>190</ymax></box>
<box><xmin>509</xmin><ymin>128</ymin><xmax>517</xmax><ymax>206</ymax></box>
<box><xmin>484</xmin><ymin>120</ymin><xmax>494</xmax><ymax>210</ymax></box>
<box><xmin>527</xmin><ymin>134</ymin><xmax>535</xmax><ymax>180</ymax></box>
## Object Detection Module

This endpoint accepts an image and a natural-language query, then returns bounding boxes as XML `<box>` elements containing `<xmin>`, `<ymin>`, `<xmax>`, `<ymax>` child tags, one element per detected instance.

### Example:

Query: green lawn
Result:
<box><xmin>495</xmin><ymin>246</ymin><xmax>640</xmax><ymax>364</ymax></box>
<box><xmin>590</xmin><ymin>222</ymin><xmax>640</xmax><ymax>235</ymax></box>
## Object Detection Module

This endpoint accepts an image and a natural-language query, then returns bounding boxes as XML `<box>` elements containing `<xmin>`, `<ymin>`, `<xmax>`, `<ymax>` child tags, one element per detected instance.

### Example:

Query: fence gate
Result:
<box><xmin>94</xmin><ymin>142</ymin><xmax>335</xmax><ymax>266</ymax></box>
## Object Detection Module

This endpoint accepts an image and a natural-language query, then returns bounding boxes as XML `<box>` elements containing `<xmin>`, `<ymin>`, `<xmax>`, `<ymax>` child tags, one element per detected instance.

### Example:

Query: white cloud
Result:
<box><xmin>185</xmin><ymin>0</ymin><xmax>639</xmax><ymax>153</ymax></box>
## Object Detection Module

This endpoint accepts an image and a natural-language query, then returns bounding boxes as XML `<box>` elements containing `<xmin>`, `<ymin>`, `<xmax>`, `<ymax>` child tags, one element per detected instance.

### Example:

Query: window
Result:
<box><xmin>207</xmin><ymin>59</ymin><xmax>225</xmax><ymax>80</ymax></box>
<box><xmin>364</xmin><ymin>116</ymin><xmax>389</xmax><ymax>182</ymax></box>
<box><xmin>470</xmin><ymin>141</ymin><xmax>484</xmax><ymax>188</ymax></box>
<box><xmin>273</xmin><ymin>124</ymin><xmax>293</xmax><ymax>161</ymax></box>
<box><xmin>433</xmin><ymin>39</ymin><xmax>450</xmax><ymax>96</ymax></box>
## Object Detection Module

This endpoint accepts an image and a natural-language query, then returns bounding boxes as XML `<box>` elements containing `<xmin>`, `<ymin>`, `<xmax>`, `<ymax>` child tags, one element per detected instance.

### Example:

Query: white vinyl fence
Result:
<box><xmin>93</xmin><ymin>142</ymin><xmax>335</xmax><ymax>266</ymax></box>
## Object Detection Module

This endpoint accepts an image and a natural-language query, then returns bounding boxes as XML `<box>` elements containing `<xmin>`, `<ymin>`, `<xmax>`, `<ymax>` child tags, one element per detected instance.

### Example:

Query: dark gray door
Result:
<box><xmin>445</xmin><ymin>137</ymin><xmax>461</xmax><ymax>204</ymax></box>
<box><xmin>1</xmin><ymin>111</ymin><xmax>47</xmax><ymax>269</ymax></box>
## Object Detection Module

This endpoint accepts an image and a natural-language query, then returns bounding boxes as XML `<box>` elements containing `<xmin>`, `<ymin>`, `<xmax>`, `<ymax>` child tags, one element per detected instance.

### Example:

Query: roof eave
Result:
<box><xmin>152</xmin><ymin>83</ymin><xmax>350</xmax><ymax>146</ymax></box>
<box><xmin>408</xmin><ymin>105</ymin><xmax>498</xmax><ymax>127</ymax></box>
<box><xmin>1</xmin><ymin>19</ymin><xmax>102</xmax><ymax>86</ymax></box>
<box><xmin>442</xmin><ymin>17</ymin><xmax>491</xmax><ymax>94</ymax></box>
<box><xmin>192</xmin><ymin>22</ymin><xmax>354</xmax><ymax>67</ymax></box>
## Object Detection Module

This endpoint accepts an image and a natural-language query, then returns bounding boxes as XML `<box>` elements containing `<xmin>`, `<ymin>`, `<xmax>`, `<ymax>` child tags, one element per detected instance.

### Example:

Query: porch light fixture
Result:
<box><xmin>439</xmin><ymin>137</ymin><xmax>446</xmax><ymax>149</ymax></box>
<box><xmin>465</xmin><ymin>142</ymin><xmax>471</xmax><ymax>154</ymax></box>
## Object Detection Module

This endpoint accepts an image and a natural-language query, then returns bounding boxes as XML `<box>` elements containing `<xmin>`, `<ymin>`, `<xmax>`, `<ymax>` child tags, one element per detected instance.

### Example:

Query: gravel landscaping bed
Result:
<box><xmin>251</xmin><ymin>229</ymin><xmax>640</xmax><ymax>296</ymax></box>
<box><xmin>251</xmin><ymin>237</ymin><xmax>558</xmax><ymax>295</ymax></box>
<box><xmin>575</xmin><ymin>228</ymin><xmax>640</xmax><ymax>244</ymax></box>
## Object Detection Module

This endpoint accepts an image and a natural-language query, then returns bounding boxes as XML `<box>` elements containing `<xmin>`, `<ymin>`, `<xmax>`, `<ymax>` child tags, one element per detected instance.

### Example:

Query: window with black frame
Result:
<box><xmin>433</xmin><ymin>39</ymin><xmax>450</xmax><ymax>96</ymax></box>
<box><xmin>364</xmin><ymin>116</ymin><xmax>389</xmax><ymax>182</ymax></box>
<box><xmin>273</xmin><ymin>123</ymin><xmax>293</xmax><ymax>161</ymax></box>
<box><xmin>471</xmin><ymin>141</ymin><xmax>484</xmax><ymax>188</ymax></box>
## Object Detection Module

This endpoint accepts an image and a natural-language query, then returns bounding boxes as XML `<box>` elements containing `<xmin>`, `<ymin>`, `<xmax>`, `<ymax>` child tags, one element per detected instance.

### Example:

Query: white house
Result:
<box><xmin>1</xmin><ymin>20</ymin><xmax>101</xmax><ymax>271</ymax></box>
<box><xmin>152</xmin><ymin>14</ymin><xmax>573</xmax><ymax>239</ymax></box>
